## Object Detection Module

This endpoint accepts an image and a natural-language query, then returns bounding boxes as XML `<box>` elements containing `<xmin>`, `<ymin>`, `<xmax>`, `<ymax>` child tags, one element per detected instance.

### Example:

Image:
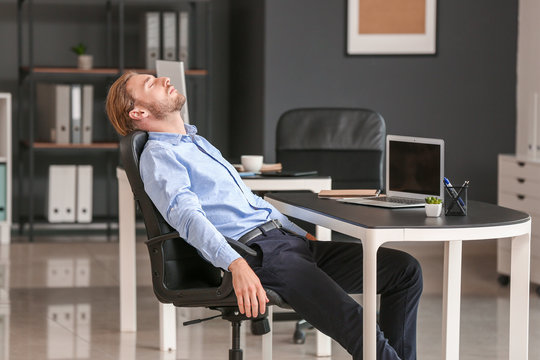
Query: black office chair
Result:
<box><xmin>274</xmin><ymin>107</ymin><xmax>386</xmax><ymax>342</ymax></box>
<box><xmin>277</xmin><ymin>108</ymin><xmax>386</xmax><ymax>189</ymax></box>
<box><xmin>119</xmin><ymin>131</ymin><xmax>288</xmax><ymax>360</ymax></box>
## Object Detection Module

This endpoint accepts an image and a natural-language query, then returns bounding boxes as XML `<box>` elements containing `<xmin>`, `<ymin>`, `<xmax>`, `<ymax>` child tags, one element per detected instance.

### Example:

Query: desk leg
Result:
<box><xmin>315</xmin><ymin>225</ymin><xmax>332</xmax><ymax>357</ymax></box>
<box><xmin>509</xmin><ymin>233</ymin><xmax>530</xmax><ymax>360</ymax></box>
<box><xmin>363</xmin><ymin>237</ymin><xmax>379</xmax><ymax>360</ymax></box>
<box><xmin>442</xmin><ymin>240</ymin><xmax>462</xmax><ymax>360</ymax></box>
<box><xmin>119</xmin><ymin>178</ymin><xmax>137</xmax><ymax>333</ymax></box>
<box><xmin>159</xmin><ymin>303</ymin><xmax>177</xmax><ymax>352</ymax></box>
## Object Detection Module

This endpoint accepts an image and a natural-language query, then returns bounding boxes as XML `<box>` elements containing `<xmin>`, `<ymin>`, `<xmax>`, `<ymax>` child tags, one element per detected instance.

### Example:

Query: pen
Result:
<box><xmin>443</xmin><ymin>177</ymin><xmax>466</xmax><ymax>213</ymax></box>
<box><xmin>375</xmin><ymin>189</ymin><xmax>381</xmax><ymax>197</ymax></box>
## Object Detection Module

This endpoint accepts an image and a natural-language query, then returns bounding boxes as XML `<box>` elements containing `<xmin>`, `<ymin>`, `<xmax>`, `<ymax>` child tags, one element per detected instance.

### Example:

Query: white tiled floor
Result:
<box><xmin>1</xmin><ymin>236</ymin><xmax>540</xmax><ymax>359</ymax></box>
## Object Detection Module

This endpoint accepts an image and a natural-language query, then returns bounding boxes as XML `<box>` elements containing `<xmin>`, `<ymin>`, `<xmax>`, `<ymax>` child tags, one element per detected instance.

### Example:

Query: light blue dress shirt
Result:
<box><xmin>139</xmin><ymin>125</ymin><xmax>307</xmax><ymax>271</ymax></box>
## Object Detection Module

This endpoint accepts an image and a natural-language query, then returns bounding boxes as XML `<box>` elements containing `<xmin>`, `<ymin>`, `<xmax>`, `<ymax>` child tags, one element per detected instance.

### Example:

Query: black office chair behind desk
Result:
<box><xmin>274</xmin><ymin>107</ymin><xmax>386</xmax><ymax>343</ymax></box>
<box><xmin>277</xmin><ymin>107</ymin><xmax>386</xmax><ymax>189</ymax></box>
<box><xmin>120</xmin><ymin>131</ymin><xmax>289</xmax><ymax>360</ymax></box>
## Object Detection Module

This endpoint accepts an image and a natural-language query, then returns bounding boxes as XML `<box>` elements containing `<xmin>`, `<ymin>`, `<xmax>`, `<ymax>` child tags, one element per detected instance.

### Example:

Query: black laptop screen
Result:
<box><xmin>388</xmin><ymin>140</ymin><xmax>441</xmax><ymax>195</ymax></box>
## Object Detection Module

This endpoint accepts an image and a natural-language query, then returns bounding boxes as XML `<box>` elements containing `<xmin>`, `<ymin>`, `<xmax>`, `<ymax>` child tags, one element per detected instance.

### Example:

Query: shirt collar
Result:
<box><xmin>148</xmin><ymin>124</ymin><xmax>198</xmax><ymax>144</ymax></box>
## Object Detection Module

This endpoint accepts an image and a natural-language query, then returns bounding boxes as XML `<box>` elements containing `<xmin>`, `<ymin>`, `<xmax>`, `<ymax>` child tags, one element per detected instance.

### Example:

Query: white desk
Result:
<box><xmin>116</xmin><ymin>168</ymin><xmax>332</xmax><ymax>354</ymax></box>
<box><xmin>265</xmin><ymin>192</ymin><xmax>532</xmax><ymax>360</ymax></box>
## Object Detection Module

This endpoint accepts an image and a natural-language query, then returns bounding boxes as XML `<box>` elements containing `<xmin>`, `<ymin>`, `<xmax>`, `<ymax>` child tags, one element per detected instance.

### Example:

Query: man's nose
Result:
<box><xmin>161</xmin><ymin>77</ymin><xmax>170</xmax><ymax>86</ymax></box>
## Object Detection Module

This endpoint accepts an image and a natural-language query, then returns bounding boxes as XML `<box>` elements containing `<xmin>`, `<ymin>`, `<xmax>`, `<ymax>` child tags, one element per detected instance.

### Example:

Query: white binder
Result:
<box><xmin>178</xmin><ymin>11</ymin><xmax>189</xmax><ymax>68</ymax></box>
<box><xmin>143</xmin><ymin>12</ymin><xmax>160</xmax><ymax>69</ymax></box>
<box><xmin>76</xmin><ymin>165</ymin><xmax>93</xmax><ymax>223</ymax></box>
<box><xmin>71</xmin><ymin>84</ymin><xmax>82</xmax><ymax>144</ymax></box>
<box><xmin>81</xmin><ymin>85</ymin><xmax>93</xmax><ymax>144</ymax></box>
<box><xmin>156</xmin><ymin>60</ymin><xmax>190</xmax><ymax>124</ymax></box>
<box><xmin>36</xmin><ymin>84</ymin><xmax>71</xmax><ymax>143</ymax></box>
<box><xmin>162</xmin><ymin>12</ymin><xmax>177</xmax><ymax>61</ymax></box>
<box><xmin>47</xmin><ymin>165</ymin><xmax>76</xmax><ymax>223</ymax></box>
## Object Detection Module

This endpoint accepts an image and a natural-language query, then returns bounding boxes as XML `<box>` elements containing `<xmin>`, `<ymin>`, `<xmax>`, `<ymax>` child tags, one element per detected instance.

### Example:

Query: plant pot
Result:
<box><xmin>77</xmin><ymin>54</ymin><xmax>93</xmax><ymax>70</ymax></box>
<box><xmin>425</xmin><ymin>203</ymin><xmax>442</xmax><ymax>217</ymax></box>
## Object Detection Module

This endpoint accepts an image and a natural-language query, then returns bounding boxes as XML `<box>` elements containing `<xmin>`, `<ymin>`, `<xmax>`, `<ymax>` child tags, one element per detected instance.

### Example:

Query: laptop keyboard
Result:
<box><xmin>371</xmin><ymin>196</ymin><xmax>424</xmax><ymax>205</ymax></box>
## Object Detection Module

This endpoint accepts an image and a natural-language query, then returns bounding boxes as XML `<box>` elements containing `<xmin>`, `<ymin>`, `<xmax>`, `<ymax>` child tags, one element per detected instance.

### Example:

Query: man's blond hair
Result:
<box><xmin>106</xmin><ymin>71</ymin><xmax>137</xmax><ymax>136</ymax></box>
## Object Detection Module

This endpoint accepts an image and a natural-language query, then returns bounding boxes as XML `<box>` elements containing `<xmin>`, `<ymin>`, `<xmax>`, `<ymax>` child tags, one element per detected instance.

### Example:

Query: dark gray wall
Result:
<box><xmin>231</xmin><ymin>0</ymin><xmax>518</xmax><ymax>203</ymax></box>
<box><xmin>229</xmin><ymin>0</ymin><xmax>264</xmax><ymax>159</ymax></box>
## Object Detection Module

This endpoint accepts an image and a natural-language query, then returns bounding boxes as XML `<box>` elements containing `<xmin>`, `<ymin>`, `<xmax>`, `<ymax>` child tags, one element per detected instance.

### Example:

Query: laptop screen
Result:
<box><xmin>387</xmin><ymin>136</ymin><xmax>444</xmax><ymax>198</ymax></box>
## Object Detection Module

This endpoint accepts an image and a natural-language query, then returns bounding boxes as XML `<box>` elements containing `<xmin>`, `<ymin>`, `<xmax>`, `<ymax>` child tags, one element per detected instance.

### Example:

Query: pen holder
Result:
<box><xmin>444</xmin><ymin>185</ymin><xmax>468</xmax><ymax>216</ymax></box>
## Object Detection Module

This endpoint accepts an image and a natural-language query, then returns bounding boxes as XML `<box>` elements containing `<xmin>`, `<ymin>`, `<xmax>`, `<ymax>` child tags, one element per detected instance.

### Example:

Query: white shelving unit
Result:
<box><xmin>515</xmin><ymin>0</ymin><xmax>540</xmax><ymax>159</ymax></box>
<box><xmin>0</xmin><ymin>244</ymin><xmax>9</xmax><ymax>360</ymax></box>
<box><xmin>497</xmin><ymin>0</ymin><xmax>540</xmax><ymax>291</ymax></box>
<box><xmin>0</xmin><ymin>93</ymin><xmax>11</xmax><ymax>244</ymax></box>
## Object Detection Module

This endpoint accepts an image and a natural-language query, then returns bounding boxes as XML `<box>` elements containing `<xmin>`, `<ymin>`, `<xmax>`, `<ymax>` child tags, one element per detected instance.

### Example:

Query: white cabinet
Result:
<box><xmin>0</xmin><ymin>94</ymin><xmax>11</xmax><ymax>244</ymax></box>
<box><xmin>497</xmin><ymin>155</ymin><xmax>540</xmax><ymax>284</ymax></box>
<box><xmin>498</xmin><ymin>0</ymin><xmax>540</xmax><ymax>288</ymax></box>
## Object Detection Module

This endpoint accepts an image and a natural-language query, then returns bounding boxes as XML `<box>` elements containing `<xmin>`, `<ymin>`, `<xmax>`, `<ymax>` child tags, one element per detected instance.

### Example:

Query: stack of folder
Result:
<box><xmin>47</xmin><ymin>165</ymin><xmax>93</xmax><ymax>223</ymax></box>
<box><xmin>36</xmin><ymin>83</ymin><xmax>93</xmax><ymax>144</ymax></box>
<box><xmin>143</xmin><ymin>11</ymin><xmax>190</xmax><ymax>70</ymax></box>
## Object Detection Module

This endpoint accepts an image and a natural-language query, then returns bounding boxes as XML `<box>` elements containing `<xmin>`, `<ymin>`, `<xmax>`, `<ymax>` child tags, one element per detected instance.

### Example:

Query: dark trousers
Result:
<box><xmin>245</xmin><ymin>228</ymin><xmax>423</xmax><ymax>360</ymax></box>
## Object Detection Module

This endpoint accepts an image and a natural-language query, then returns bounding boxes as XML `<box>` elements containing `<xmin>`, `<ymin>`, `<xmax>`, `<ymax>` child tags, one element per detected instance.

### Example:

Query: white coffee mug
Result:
<box><xmin>241</xmin><ymin>155</ymin><xmax>263</xmax><ymax>172</ymax></box>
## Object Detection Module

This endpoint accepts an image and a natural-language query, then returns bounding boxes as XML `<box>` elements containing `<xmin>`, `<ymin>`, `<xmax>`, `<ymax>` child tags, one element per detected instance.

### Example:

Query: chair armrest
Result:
<box><xmin>224</xmin><ymin>236</ymin><xmax>257</xmax><ymax>257</ymax></box>
<box><xmin>146</xmin><ymin>231</ymin><xmax>182</xmax><ymax>247</ymax></box>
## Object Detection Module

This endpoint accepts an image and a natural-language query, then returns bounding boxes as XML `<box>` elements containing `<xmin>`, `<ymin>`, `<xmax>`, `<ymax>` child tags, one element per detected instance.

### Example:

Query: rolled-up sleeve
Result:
<box><xmin>140</xmin><ymin>146</ymin><xmax>241</xmax><ymax>270</ymax></box>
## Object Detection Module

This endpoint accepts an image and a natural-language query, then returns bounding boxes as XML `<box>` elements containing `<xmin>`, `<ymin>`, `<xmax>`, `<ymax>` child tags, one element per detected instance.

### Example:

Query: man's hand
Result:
<box><xmin>305</xmin><ymin>233</ymin><xmax>317</xmax><ymax>241</ymax></box>
<box><xmin>228</xmin><ymin>258</ymin><xmax>269</xmax><ymax>318</ymax></box>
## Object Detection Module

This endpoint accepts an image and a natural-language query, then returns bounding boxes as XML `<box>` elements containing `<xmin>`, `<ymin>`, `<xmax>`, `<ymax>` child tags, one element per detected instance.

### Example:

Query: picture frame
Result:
<box><xmin>347</xmin><ymin>0</ymin><xmax>437</xmax><ymax>55</ymax></box>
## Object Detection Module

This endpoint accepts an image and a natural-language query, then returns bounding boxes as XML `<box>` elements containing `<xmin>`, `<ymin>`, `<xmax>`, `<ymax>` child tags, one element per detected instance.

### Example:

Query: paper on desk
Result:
<box><xmin>318</xmin><ymin>189</ymin><xmax>380</xmax><ymax>198</ymax></box>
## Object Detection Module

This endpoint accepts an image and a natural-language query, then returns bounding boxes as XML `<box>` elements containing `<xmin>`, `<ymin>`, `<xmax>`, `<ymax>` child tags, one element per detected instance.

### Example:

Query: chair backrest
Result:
<box><xmin>119</xmin><ymin>131</ymin><xmax>222</xmax><ymax>293</ymax></box>
<box><xmin>276</xmin><ymin>108</ymin><xmax>386</xmax><ymax>189</ymax></box>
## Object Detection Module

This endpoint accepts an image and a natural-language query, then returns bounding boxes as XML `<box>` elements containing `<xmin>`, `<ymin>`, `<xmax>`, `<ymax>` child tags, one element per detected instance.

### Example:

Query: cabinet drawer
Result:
<box><xmin>499</xmin><ymin>176</ymin><xmax>540</xmax><ymax>199</ymax></box>
<box><xmin>499</xmin><ymin>192</ymin><xmax>540</xmax><ymax>217</ymax></box>
<box><xmin>499</xmin><ymin>157</ymin><xmax>540</xmax><ymax>182</ymax></box>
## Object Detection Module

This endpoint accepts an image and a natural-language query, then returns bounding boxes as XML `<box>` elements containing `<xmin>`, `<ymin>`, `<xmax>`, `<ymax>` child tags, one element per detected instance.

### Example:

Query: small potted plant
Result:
<box><xmin>71</xmin><ymin>42</ymin><xmax>93</xmax><ymax>70</ymax></box>
<box><xmin>425</xmin><ymin>196</ymin><xmax>443</xmax><ymax>217</ymax></box>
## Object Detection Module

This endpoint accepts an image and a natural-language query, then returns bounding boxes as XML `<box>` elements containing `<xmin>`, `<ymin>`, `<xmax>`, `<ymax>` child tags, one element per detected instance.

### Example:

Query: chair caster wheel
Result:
<box><xmin>250</xmin><ymin>318</ymin><xmax>270</xmax><ymax>335</ymax></box>
<box><xmin>293</xmin><ymin>328</ymin><xmax>306</xmax><ymax>344</ymax></box>
<box><xmin>498</xmin><ymin>275</ymin><xmax>510</xmax><ymax>286</ymax></box>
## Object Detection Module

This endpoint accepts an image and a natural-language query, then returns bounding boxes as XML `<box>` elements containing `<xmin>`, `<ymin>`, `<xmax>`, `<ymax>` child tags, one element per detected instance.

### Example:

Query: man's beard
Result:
<box><xmin>142</xmin><ymin>94</ymin><xmax>185</xmax><ymax>120</ymax></box>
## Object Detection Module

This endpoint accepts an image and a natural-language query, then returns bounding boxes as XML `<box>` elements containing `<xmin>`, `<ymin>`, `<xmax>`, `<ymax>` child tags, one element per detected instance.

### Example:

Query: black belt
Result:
<box><xmin>238</xmin><ymin>219</ymin><xmax>282</xmax><ymax>245</ymax></box>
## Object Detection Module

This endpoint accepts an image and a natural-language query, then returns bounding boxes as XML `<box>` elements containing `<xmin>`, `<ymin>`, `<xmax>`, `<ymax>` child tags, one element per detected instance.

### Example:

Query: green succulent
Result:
<box><xmin>425</xmin><ymin>196</ymin><xmax>442</xmax><ymax>204</ymax></box>
<box><xmin>71</xmin><ymin>43</ymin><xmax>87</xmax><ymax>55</ymax></box>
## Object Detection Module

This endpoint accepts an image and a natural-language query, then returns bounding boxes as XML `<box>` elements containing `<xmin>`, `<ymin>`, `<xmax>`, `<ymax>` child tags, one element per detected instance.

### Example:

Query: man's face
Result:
<box><xmin>126</xmin><ymin>74</ymin><xmax>186</xmax><ymax>120</ymax></box>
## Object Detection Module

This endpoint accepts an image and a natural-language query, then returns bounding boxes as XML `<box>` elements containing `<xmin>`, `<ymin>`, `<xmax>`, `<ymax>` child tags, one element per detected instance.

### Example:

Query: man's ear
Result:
<box><xmin>128</xmin><ymin>105</ymin><xmax>149</xmax><ymax>121</ymax></box>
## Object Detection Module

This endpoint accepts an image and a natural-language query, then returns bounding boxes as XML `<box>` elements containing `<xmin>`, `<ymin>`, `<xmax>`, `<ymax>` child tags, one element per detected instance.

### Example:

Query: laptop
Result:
<box><xmin>338</xmin><ymin>135</ymin><xmax>444</xmax><ymax>208</ymax></box>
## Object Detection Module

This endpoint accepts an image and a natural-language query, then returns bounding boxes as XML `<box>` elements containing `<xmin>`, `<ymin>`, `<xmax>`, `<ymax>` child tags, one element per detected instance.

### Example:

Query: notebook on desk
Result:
<box><xmin>261</xmin><ymin>170</ymin><xmax>318</xmax><ymax>177</ymax></box>
<box><xmin>338</xmin><ymin>135</ymin><xmax>444</xmax><ymax>208</ymax></box>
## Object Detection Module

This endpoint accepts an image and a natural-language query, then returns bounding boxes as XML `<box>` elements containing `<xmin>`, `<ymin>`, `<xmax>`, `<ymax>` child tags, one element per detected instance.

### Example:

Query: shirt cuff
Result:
<box><xmin>217</xmin><ymin>243</ymin><xmax>242</xmax><ymax>271</ymax></box>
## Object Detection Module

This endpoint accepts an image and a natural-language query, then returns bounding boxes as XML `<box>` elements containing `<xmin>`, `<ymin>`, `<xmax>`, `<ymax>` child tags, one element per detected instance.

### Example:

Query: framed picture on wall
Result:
<box><xmin>347</xmin><ymin>0</ymin><xmax>437</xmax><ymax>55</ymax></box>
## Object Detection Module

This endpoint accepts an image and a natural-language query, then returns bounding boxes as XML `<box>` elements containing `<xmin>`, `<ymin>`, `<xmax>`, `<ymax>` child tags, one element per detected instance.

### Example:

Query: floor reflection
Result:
<box><xmin>47</xmin><ymin>258</ymin><xmax>90</xmax><ymax>288</ymax></box>
<box><xmin>47</xmin><ymin>304</ymin><xmax>91</xmax><ymax>359</ymax></box>
<box><xmin>6</xmin><ymin>239</ymin><xmax>540</xmax><ymax>360</ymax></box>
